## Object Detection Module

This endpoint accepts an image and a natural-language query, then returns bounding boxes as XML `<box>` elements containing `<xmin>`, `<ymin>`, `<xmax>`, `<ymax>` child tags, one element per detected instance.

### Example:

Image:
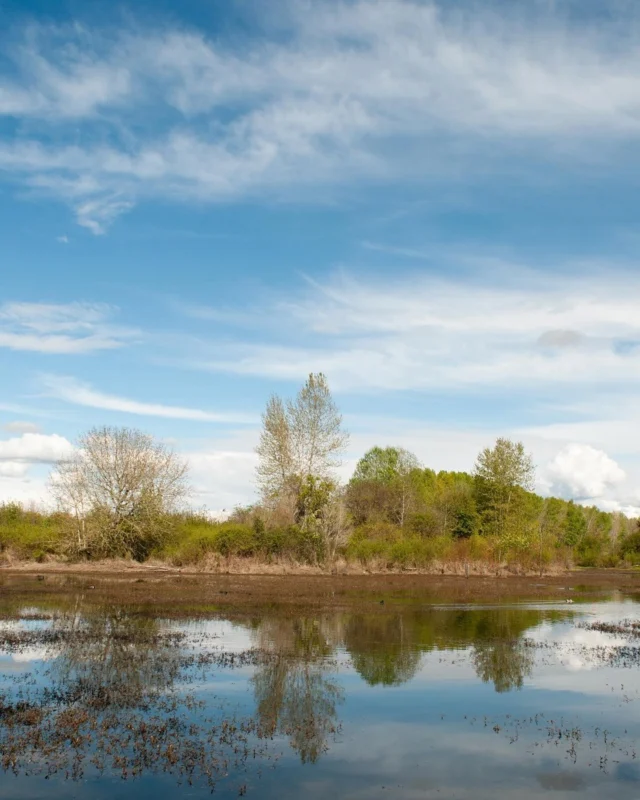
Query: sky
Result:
<box><xmin>2</xmin><ymin>0</ymin><xmax>640</xmax><ymax>515</ymax></box>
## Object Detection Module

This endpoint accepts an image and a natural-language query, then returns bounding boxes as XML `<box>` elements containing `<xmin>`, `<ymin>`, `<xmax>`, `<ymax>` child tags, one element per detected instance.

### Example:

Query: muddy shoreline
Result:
<box><xmin>1</xmin><ymin>566</ymin><xmax>639</xmax><ymax>613</ymax></box>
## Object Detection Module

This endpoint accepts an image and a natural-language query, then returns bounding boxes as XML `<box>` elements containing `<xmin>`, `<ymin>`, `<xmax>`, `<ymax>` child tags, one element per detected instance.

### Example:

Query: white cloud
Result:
<box><xmin>0</xmin><ymin>474</ymin><xmax>50</xmax><ymax>507</ymax></box>
<box><xmin>191</xmin><ymin>267</ymin><xmax>640</xmax><ymax>394</ymax></box>
<box><xmin>41</xmin><ymin>375</ymin><xmax>258</xmax><ymax>424</ymax></box>
<box><xmin>3</xmin><ymin>3</ymin><xmax>640</xmax><ymax>229</ymax></box>
<box><xmin>0</xmin><ymin>432</ymin><xmax>72</xmax><ymax>506</ymax></box>
<box><xmin>187</xmin><ymin>450</ymin><xmax>258</xmax><ymax>511</ymax></box>
<box><xmin>56</xmin><ymin>235</ymin><xmax>69</xmax><ymax>244</ymax></box>
<box><xmin>0</xmin><ymin>462</ymin><xmax>30</xmax><ymax>478</ymax></box>
<box><xmin>0</xmin><ymin>432</ymin><xmax>74</xmax><ymax>464</ymax></box>
<box><xmin>0</xmin><ymin>301</ymin><xmax>137</xmax><ymax>354</ymax></box>
<box><xmin>545</xmin><ymin>443</ymin><xmax>626</xmax><ymax>500</ymax></box>
<box><xmin>74</xmin><ymin>195</ymin><xmax>134</xmax><ymax>235</ymax></box>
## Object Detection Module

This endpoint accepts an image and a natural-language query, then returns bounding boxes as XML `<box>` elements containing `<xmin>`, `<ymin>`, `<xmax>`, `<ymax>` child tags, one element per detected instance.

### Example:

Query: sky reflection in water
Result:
<box><xmin>1</xmin><ymin>590</ymin><xmax>640</xmax><ymax>799</ymax></box>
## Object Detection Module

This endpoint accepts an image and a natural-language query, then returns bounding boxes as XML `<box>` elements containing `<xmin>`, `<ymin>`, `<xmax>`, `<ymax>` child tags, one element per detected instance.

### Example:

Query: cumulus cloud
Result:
<box><xmin>41</xmin><ymin>375</ymin><xmax>258</xmax><ymax>424</ymax></box>
<box><xmin>3</xmin><ymin>3</ymin><xmax>640</xmax><ymax>229</ymax></box>
<box><xmin>0</xmin><ymin>433</ymin><xmax>74</xmax><ymax>464</ymax></box>
<box><xmin>0</xmin><ymin>432</ymin><xmax>74</xmax><ymax>496</ymax></box>
<box><xmin>545</xmin><ymin>444</ymin><xmax>626</xmax><ymax>500</ymax></box>
<box><xmin>0</xmin><ymin>302</ymin><xmax>137</xmax><ymax>354</ymax></box>
<box><xmin>0</xmin><ymin>462</ymin><xmax>30</xmax><ymax>478</ymax></box>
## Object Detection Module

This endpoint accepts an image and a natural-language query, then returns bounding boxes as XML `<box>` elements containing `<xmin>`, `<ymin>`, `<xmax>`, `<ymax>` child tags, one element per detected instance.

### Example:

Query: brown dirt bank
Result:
<box><xmin>1</xmin><ymin>565</ymin><xmax>639</xmax><ymax>614</ymax></box>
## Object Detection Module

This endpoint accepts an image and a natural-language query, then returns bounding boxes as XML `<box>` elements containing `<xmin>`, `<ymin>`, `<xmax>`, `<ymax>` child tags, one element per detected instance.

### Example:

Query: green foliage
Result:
<box><xmin>346</xmin><ymin>525</ymin><xmax>455</xmax><ymax>568</ymax></box>
<box><xmin>3</xmin><ymin>431</ymin><xmax>637</xmax><ymax>572</ymax></box>
<box><xmin>408</xmin><ymin>510</ymin><xmax>440</xmax><ymax>537</ymax></box>
<box><xmin>563</xmin><ymin>502</ymin><xmax>588</xmax><ymax>547</ymax></box>
<box><xmin>575</xmin><ymin>534</ymin><xmax>606</xmax><ymax>567</ymax></box>
<box><xmin>348</xmin><ymin>447</ymin><xmax>423</xmax><ymax>527</ymax></box>
<box><xmin>162</xmin><ymin>516</ymin><xmax>325</xmax><ymax>565</ymax></box>
<box><xmin>0</xmin><ymin>503</ymin><xmax>67</xmax><ymax>560</ymax></box>
<box><xmin>295</xmin><ymin>475</ymin><xmax>335</xmax><ymax>528</ymax></box>
<box><xmin>474</xmin><ymin>438</ymin><xmax>535</xmax><ymax>492</ymax></box>
<box><xmin>351</xmin><ymin>446</ymin><xmax>420</xmax><ymax>484</ymax></box>
<box><xmin>619</xmin><ymin>527</ymin><xmax>640</xmax><ymax>565</ymax></box>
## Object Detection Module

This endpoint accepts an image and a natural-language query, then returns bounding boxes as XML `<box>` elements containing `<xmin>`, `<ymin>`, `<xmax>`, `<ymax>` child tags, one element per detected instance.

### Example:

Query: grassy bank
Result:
<box><xmin>2</xmin><ymin>501</ymin><xmax>639</xmax><ymax>575</ymax></box>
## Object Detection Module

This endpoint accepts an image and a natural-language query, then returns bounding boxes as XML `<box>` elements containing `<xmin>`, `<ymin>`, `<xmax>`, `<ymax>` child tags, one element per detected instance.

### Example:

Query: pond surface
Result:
<box><xmin>1</xmin><ymin>576</ymin><xmax>640</xmax><ymax>798</ymax></box>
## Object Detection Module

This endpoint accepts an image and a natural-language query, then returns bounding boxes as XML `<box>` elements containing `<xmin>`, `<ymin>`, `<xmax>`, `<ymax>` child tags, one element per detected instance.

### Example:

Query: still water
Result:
<box><xmin>1</xmin><ymin>577</ymin><xmax>640</xmax><ymax>798</ymax></box>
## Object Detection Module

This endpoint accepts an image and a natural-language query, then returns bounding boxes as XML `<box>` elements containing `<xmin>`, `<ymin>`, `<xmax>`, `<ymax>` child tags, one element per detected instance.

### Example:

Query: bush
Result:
<box><xmin>345</xmin><ymin>538</ymin><xmax>389</xmax><ymax>563</ymax></box>
<box><xmin>0</xmin><ymin>503</ymin><xmax>67</xmax><ymax>560</ymax></box>
<box><xmin>408</xmin><ymin>511</ymin><xmax>440</xmax><ymax>537</ymax></box>
<box><xmin>575</xmin><ymin>534</ymin><xmax>609</xmax><ymax>568</ymax></box>
<box><xmin>619</xmin><ymin>529</ymin><xmax>640</xmax><ymax>564</ymax></box>
<box><xmin>346</xmin><ymin>530</ymin><xmax>454</xmax><ymax>569</ymax></box>
<box><xmin>214</xmin><ymin>525</ymin><xmax>257</xmax><ymax>557</ymax></box>
<box><xmin>466</xmin><ymin>533</ymin><xmax>493</xmax><ymax>561</ymax></box>
<box><xmin>388</xmin><ymin>538</ymin><xmax>429</xmax><ymax>567</ymax></box>
<box><xmin>161</xmin><ymin>517</ymin><xmax>326</xmax><ymax>565</ymax></box>
<box><xmin>350</xmin><ymin>522</ymin><xmax>403</xmax><ymax>543</ymax></box>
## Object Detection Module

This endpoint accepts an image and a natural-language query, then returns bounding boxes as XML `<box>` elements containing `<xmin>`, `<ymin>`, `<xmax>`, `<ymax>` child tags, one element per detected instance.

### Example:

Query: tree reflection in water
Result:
<box><xmin>251</xmin><ymin>617</ymin><xmax>344</xmax><ymax>763</ymax></box>
<box><xmin>0</xmin><ymin>596</ymin><xmax>570</xmax><ymax>792</ymax></box>
<box><xmin>472</xmin><ymin>638</ymin><xmax>534</xmax><ymax>693</ymax></box>
<box><xmin>343</xmin><ymin>607</ymin><xmax>550</xmax><ymax>692</ymax></box>
<box><xmin>0</xmin><ymin>602</ymin><xmax>276</xmax><ymax>789</ymax></box>
<box><xmin>46</xmin><ymin>604</ymin><xmax>184</xmax><ymax>708</ymax></box>
<box><xmin>344</xmin><ymin>614</ymin><xmax>421</xmax><ymax>686</ymax></box>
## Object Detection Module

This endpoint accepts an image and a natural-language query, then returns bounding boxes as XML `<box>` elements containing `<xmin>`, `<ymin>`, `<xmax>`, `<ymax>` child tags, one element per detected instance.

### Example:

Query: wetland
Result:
<box><xmin>1</xmin><ymin>570</ymin><xmax>640</xmax><ymax>798</ymax></box>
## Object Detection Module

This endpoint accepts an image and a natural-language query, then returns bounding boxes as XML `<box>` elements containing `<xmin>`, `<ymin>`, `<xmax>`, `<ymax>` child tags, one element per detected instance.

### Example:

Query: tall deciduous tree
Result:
<box><xmin>50</xmin><ymin>426</ymin><xmax>189</xmax><ymax>559</ymax></box>
<box><xmin>255</xmin><ymin>396</ymin><xmax>294</xmax><ymax>500</ymax></box>
<box><xmin>474</xmin><ymin>438</ymin><xmax>535</xmax><ymax>492</ymax></box>
<box><xmin>348</xmin><ymin>446</ymin><xmax>421</xmax><ymax>526</ymax></box>
<box><xmin>255</xmin><ymin>373</ymin><xmax>348</xmax><ymax>502</ymax></box>
<box><xmin>351</xmin><ymin>446</ymin><xmax>420</xmax><ymax>484</ymax></box>
<box><xmin>474</xmin><ymin>438</ymin><xmax>535</xmax><ymax>547</ymax></box>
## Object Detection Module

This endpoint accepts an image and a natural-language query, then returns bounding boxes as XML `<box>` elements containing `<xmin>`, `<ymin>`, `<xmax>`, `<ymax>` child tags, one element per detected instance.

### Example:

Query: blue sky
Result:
<box><xmin>2</xmin><ymin>0</ymin><xmax>640</xmax><ymax>514</ymax></box>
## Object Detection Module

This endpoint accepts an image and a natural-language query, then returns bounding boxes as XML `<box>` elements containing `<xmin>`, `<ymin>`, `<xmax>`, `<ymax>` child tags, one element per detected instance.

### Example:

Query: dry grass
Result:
<box><xmin>1</xmin><ymin>554</ymin><xmax>568</xmax><ymax>577</ymax></box>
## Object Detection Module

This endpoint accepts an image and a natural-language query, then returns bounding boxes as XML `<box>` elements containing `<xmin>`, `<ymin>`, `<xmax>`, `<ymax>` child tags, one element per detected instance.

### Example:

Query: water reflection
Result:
<box><xmin>345</xmin><ymin>614</ymin><xmax>422</xmax><ymax>686</ymax></box>
<box><xmin>341</xmin><ymin>607</ymin><xmax>562</xmax><ymax>691</ymax></box>
<box><xmin>251</xmin><ymin>617</ymin><xmax>343</xmax><ymax>762</ymax></box>
<box><xmin>47</xmin><ymin>605</ymin><xmax>183</xmax><ymax>707</ymax></box>
<box><xmin>1</xmin><ymin>590</ymin><xmax>635</xmax><ymax>798</ymax></box>
<box><xmin>0</xmin><ymin>603</ymin><xmax>273</xmax><ymax>789</ymax></box>
<box><xmin>472</xmin><ymin>638</ymin><xmax>534</xmax><ymax>692</ymax></box>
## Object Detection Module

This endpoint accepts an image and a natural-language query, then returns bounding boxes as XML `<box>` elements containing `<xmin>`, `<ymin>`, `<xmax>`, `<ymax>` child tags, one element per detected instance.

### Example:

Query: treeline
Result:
<box><xmin>0</xmin><ymin>373</ymin><xmax>638</xmax><ymax>572</ymax></box>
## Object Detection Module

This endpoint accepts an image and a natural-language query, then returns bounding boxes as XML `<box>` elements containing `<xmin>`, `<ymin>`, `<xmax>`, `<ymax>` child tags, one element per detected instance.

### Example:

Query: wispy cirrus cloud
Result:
<box><xmin>3</xmin><ymin>2</ymin><xmax>640</xmax><ymax>231</ymax></box>
<box><xmin>0</xmin><ymin>302</ymin><xmax>137</xmax><ymax>354</ymax></box>
<box><xmin>177</xmin><ymin>261</ymin><xmax>640</xmax><ymax>514</ymax></box>
<box><xmin>190</xmin><ymin>265</ymin><xmax>640</xmax><ymax>394</ymax></box>
<box><xmin>41</xmin><ymin>375</ymin><xmax>257</xmax><ymax>424</ymax></box>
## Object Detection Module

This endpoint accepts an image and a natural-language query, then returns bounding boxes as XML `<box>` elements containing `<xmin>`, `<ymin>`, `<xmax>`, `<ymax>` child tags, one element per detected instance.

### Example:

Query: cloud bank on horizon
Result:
<box><xmin>1</xmin><ymin>0</ymin><xmax>640</xmax><ymax>515</ymax></box>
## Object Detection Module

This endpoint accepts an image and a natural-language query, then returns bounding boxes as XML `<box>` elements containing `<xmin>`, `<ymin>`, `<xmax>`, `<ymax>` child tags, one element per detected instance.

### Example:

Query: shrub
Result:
<box><xmin>408</xmin><ymin>511</ymin><xmax>440</xmax><ymax>537</ymax></box>
<box><xmin>346</xmin><ymin>538</ymin><xmax>389</xmax><ymax>564</ymax></box>
<box><xmin>161</xmin><ymin>517</ymin><xmax>326</xmax><ymax>566</ymax></box>
<box><xmin>575</xmin><ymin>534</ymin><xmax>609</xmax><ymax>568</ymax></box>
<box><xmin>0</xmin><ymin>503</ymin><xmax>66</xmax><ymax>560</ymax></box>
<box><xmin>214</xmin><ymin>525</ymin><xmax>257</xmax><ymax>557</ymax></box>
